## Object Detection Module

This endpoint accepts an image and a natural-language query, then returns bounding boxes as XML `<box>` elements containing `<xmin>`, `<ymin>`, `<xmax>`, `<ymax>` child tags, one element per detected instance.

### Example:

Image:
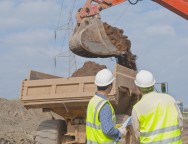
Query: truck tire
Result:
<box><xmin>35</xmin><ymin>119</ymin><xmax>67</xmax><ymax>144</ymax></box>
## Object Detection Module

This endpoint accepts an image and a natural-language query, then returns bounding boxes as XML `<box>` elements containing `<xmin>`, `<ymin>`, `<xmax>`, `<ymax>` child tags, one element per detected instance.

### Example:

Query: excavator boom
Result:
<box><xmin>153</xmin><ymin>0</ymin><xmax>188</xmax><ymax>20</ymax></box>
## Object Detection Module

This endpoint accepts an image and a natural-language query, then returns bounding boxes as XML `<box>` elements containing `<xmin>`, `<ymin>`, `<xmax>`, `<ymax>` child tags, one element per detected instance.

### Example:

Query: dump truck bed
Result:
<box><xmin>20</xmin><ymin>64</ymin><xmax>140</xmax><ymax>119</ymax></box>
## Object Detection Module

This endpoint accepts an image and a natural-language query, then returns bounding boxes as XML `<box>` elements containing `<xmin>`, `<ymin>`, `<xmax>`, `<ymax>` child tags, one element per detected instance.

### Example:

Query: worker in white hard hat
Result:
<box><xmin>86</xmin><ymin>69</ymin><xmax>127</xmax><ymax>143</ymax></box>
<box><xmin>132</xmin><ymin>70</ymin><xmax>183</xmax><ymax>144</ymax></box>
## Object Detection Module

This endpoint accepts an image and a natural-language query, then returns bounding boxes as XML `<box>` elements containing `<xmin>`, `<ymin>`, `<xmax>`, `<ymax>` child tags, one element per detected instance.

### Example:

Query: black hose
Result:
<box><xmin>128</xmin><ymin>0</ymin><xmax>141</xmax><ymax>5</ymax></box>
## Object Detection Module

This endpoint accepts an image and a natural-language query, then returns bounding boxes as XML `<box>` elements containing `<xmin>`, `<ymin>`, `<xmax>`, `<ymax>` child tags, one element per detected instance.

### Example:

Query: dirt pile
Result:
<box><xmin>103</xmin><ymin>23</ymin><xmax>137</xmax><ymax>70</ymax></box>
<box><xmin>72</xmin><ymin>61</ymin><xmax>107</xmax><ymax>77</ymax></box>
<box><xmin>0</xmin><ymin>98</ymin><xmax>51</xmax><ymax>144</ymax></box>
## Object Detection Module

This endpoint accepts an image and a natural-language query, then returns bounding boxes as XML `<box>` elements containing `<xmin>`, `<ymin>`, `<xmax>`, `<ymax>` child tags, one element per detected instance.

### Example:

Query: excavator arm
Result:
<box><xmin>77</xmin><ymin>0</ymin><xmax>188</xmax><ymax>23</ymax></box>
<box><xmin>77</xmin><ymin>0</ymin><xmax>126</xmax><ymax>23</ymax></box>
<box><xmin>70</xmin><ymin>0</ymin><xmax>188</xmax><ymax>59</ymax></box>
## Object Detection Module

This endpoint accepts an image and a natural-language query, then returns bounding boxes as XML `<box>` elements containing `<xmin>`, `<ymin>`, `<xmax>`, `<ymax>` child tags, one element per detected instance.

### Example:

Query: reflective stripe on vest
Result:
<box><xmin>140</xmin><ymin>125</ymin><xmax>180</xmax><ymax>137</ymax></box>
<box><xmin>134</xmin><ymin>92</ymin><xmax>182</xmax><ymax>144</ymax></box>
<box><xmin>86</xmin><ymin>95</ymin><xmax>116</xmax><ymax>143</ymax></box>
<box><xmin>87</xmin><ymin>140</ymin><xmax>116</xmax><ymax>144</ymax></box>
<box><xmin>140</xmin><ymin>135</ymin><xmax>181</xmax><ymax>144</ymax></box>
<box><xmin>86</xmin><ymin>121</ymin><xmax>101</xmax><ymax>129</ymax></box>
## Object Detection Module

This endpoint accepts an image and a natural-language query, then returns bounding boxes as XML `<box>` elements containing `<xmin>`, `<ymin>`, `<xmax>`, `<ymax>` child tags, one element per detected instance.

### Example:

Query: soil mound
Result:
<box><xmin>72</xmin><ymin>61</ymin><xmax>107</xmax><ymax>77</ymax></box>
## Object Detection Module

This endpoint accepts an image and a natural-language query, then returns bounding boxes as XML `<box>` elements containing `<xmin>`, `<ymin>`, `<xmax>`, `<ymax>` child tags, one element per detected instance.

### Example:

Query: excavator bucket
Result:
<box><xmin>69</xmin><ymin>17</ymin><xmax>130</xmax><ymax>58</ymax></box>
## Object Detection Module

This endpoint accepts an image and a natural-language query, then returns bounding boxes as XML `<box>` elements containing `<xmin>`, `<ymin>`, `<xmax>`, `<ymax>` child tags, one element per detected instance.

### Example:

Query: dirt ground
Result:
<box><xmin>0</xmin><ymin>98</ymin><xmax>188</xmax><ymax>144</ymax></box>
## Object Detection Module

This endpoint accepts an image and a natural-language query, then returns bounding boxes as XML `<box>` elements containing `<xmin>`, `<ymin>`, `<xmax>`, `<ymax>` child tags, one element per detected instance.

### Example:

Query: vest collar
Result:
<box><xmin>95</xmin><ymin>92</ymin><xmax>108</xmax><ymax>100</ymax></box>
<box><xmin>142</xmin><ymin>91</ymin><xmax>156</xmax><ymax>99</ymax></box>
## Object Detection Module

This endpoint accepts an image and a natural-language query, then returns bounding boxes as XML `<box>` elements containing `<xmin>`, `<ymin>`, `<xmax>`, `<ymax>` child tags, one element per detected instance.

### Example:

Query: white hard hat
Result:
<box><xmin>95</xmin><ymin>69</ymin><xmax>115</xmax><ymax>87</ymax></box>
<box><xmin>135</xmin><ymin>70</ymin><xmax>155</xmax><ymax>88</ymax></box>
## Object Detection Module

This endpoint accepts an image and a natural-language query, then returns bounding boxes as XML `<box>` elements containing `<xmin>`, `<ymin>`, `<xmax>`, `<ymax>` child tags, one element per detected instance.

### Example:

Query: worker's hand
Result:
<box><xmin>115</xmin><ymin>123</ymin><xmax>122</xmax><ymax>128</ymax></box>
<box><xmin>118</xmin><ymin>126</ymin><xmax>127</xmax><ymax>138</ymax></box>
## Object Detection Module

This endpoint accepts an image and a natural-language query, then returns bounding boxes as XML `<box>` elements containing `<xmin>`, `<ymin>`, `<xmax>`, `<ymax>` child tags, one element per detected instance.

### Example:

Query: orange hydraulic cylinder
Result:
<box><xmin>111</xmin><ymin>0</ymin><xmax>126</xmax><ymax>5</ymax></box>
<box><xmin>152</xmin><ymin>0</ymin><xmax>188</xmax><ymax>20</ymax></box>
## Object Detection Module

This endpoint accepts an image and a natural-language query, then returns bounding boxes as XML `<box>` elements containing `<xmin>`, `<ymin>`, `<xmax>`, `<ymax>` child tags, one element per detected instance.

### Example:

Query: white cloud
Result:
<box><xmin>0</xmin><ymin>0</ymin><xmax>59</xmax><ymax>29</ymax></box>
<box><xmin>2</xmin><ymin>29</ymin><xmax>53</xmax><ymax>46</ymax></box>
<box><xmin>146</xmin><ymin>25</ymin><xmax>175</xmax><ymax>37</ymax></box>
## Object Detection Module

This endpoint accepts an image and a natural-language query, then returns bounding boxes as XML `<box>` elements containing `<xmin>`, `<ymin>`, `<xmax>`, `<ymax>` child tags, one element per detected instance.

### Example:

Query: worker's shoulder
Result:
<box><xmin>156</xmin><ymin>92</ymin><xmax>175</xmax><ymax>99</ymax></box>
<box><xmin>133</xmin><ymin>92</ymin><xmax>175</xmax><ymax>108</ymax></box>
<box><xmin>153</xmin><ymin>92</ymin><xmax>176</xmax><ymax>105</ymax></box>
<box><xmin>133</xmin><ymin>97</ymin><xmax>145</xmax><ymax>109</ymax></box>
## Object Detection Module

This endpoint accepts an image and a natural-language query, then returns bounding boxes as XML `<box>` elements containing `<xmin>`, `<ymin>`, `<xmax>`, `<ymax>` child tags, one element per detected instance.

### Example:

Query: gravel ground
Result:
<box><xmin>0</xmin><ymin>98</ymin><xmax>51</xmax><ymax>144</ymax></box>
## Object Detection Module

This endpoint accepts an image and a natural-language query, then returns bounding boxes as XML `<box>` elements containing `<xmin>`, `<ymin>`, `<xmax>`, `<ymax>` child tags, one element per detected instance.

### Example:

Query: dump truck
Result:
<box><xmin>20</xmin><ymin>64</ymin><xmax>140</xmax><ymax>144</ymax></box>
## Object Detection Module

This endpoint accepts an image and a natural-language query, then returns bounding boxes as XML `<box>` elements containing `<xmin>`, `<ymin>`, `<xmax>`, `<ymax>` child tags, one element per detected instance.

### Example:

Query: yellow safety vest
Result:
<box><xmin>134</xmin><ymin>92</ymin><xmax>182</xmax><ymax>144</ymax></box>
<box><xmin>86</xmin><ymin>95</ymin><xmax>116</xmax><ymax>144</ymax></box>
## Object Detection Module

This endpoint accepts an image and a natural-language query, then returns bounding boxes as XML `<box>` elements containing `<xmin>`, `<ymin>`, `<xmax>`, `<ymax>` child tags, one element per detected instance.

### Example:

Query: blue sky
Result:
<box><xmin>0</xmin><ymin>0</ymin><xmax>188</xmax><ymax>107</ymax></box>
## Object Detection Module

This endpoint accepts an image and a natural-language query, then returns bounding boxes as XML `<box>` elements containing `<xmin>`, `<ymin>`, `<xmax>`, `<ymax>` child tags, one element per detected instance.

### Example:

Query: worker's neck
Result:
<box><xmin>97</xmin><ymin>91</ymin><xmax>108</xmax><ymax>97</ymax></box>
<box><xmin>141</xmin><ymin>86</ymin><xmax>154</xmax><ymax>95</ymax></box>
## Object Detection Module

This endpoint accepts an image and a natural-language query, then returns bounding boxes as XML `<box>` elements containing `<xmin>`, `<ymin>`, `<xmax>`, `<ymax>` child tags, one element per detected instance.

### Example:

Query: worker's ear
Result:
<box><xmin>110</xmin><ymin>83</ymin><xmax>113</xmax><ymax>88</ymax></box>
<box><xmin>107</xmin><ymin>83</ymin><xmax>113</xmax><ymax>92</ymax></box>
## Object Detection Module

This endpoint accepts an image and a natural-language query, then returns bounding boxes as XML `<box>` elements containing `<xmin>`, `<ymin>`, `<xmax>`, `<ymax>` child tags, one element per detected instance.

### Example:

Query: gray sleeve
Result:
<box><xmin>174</xmin><ymin>103</ymin><xmax>183</xmax><ymax>130</ymax></box>
<box><xmin>131</xmin><ymin>108</ymin><xmax>140</xmax><ymax>140</ymax></box>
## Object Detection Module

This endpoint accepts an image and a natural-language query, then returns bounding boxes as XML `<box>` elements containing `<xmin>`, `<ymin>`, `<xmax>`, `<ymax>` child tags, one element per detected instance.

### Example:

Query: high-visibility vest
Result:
<box><xmin>133</xmin><ymin>92</ymin><xmax>182</xmax><ymax>144</ymax></box>
<box><xmin>86</xmin><ymin>95</ymin><xmax>116</xmax><ymax>144</ymax></box>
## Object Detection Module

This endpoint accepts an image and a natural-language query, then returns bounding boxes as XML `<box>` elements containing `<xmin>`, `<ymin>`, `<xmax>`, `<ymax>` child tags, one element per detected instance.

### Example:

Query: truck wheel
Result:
<box><xmin>35</xmin><ymin>119</ymin><xmax>67</xmax><ymax>144</ymax></box>
<box><xmin>125</xmin><ymin>125</ymin><xmax>137</xmax><ymax>144</ymax></box>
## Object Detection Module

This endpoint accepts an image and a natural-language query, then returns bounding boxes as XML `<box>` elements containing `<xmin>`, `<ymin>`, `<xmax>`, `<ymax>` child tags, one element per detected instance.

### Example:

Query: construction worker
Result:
<box><xmin>132</xmin><ymin>70</ymin><xmax>183</xmax><ymax>144</ymax></box>
<box><xmin>86</xmin><ymin>69</ymin><xmax>127</xmax><ymax>143</ymax></box>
